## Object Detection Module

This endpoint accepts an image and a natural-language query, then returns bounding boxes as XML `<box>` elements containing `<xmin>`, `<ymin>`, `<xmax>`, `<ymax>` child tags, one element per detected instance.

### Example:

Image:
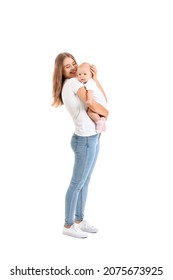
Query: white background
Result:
<box><xmin>0</xmin><ymin>0</ymin><xmax>173</xmax><ymax>279</ymax></box>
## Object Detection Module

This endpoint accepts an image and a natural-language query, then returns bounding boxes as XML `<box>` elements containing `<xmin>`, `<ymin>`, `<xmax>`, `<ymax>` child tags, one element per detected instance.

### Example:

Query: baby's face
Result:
<box><xmin>77</xmin><ymin>64</ymin><xmax>92</xmax><ymax>83</ymax></box>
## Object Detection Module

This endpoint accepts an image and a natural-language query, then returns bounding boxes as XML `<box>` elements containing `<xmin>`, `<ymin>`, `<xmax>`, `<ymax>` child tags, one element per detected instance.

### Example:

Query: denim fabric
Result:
<box><xmin>65</xmin><ymin>133</ymin><xmax>100</xmax><ymax>226</ymax></box>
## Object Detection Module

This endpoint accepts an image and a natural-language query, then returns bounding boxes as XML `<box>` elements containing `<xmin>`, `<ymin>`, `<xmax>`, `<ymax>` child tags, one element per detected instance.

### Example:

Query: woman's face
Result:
<box><xmin>62</xmin><ymin>57</ymin><xmax>78</xmax><ymax>79</ymax></box>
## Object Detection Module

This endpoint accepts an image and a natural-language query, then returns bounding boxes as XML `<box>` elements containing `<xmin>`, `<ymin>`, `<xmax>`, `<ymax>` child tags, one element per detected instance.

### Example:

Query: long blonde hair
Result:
<box><xmin>52</xmin><ymin>52</ymin><xmax>77</xmax><ymax>107</ymax></box>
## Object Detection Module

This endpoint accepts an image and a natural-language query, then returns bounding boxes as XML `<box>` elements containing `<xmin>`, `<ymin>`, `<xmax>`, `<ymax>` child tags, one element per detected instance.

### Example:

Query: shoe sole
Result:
<box><xmin>63</xmin><ymin>233</ymin><xmax>88</xmax><ymax>238</ymax></box>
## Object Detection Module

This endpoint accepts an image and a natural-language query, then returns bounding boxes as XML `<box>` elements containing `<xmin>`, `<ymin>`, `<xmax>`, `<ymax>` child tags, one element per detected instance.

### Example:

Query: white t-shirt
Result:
<box><xmin>62</xmin><ymin>78</ymin><xmax>97</xmax><ymax>136</ymax></box>
<box><xmin>84</xmin><ymin>78</ymin><xmax>107</xmax><ymax>107</ymax></box>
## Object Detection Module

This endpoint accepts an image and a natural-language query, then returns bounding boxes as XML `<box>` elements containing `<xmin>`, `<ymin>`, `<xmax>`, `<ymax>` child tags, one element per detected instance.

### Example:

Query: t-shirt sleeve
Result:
<box><xmin>70</xmin><ymin>78</ymin><xmax>85</xmax><ymax>94</ymax></box>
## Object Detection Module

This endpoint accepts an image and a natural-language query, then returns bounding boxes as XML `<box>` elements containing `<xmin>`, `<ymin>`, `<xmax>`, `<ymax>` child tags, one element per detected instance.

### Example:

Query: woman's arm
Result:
<box><xmin>90</xmin><ymin>64</ymin><xmax>108</xmax><ymax>102</ymax></box>
<box><xmin>77</xmin><ymin>87</ymin><xmax>109</xmax><ymax>118</ymax></box>
<box><xmin>94</xmin><ymin>79</ymin><xmax>108</xmax><ymax>102</ymax></box>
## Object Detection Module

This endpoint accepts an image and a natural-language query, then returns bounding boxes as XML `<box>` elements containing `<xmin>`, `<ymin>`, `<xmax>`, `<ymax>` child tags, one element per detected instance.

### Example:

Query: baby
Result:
<box><xmin>77</xmin><ymin>62</ymin><xmax>107</xmax><ymax>133</ymax></box>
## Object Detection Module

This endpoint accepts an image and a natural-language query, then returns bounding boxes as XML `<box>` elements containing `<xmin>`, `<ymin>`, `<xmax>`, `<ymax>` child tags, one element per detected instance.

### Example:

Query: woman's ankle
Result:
<box><xmin>64</xmin><ymin>224</ymin><xmax>73</xmax><ymax>228</ymax></box>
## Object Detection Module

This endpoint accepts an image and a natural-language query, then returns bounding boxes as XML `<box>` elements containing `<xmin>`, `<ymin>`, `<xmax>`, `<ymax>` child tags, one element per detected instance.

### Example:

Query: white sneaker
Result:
<box><xmin>77</xmin><ymin>220</ymin><xmax>98</xmax><ymax>233</ymax></box>
<box><xmin>63</xmin><ymin>224</ymin><xmax>88</xmax><ymax>238</ymax></box>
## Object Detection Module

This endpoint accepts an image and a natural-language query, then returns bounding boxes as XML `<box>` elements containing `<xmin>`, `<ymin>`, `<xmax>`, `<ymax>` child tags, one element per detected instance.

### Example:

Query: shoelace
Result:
<box><xmin>74</xmin><ymin>223</ymin><xmax>83</xmax><ymax>232</ymax></box>
<box><xmin>82</xmin><ymin>221</ymin><xmax>93</xmax><ymax>229</ymax></box>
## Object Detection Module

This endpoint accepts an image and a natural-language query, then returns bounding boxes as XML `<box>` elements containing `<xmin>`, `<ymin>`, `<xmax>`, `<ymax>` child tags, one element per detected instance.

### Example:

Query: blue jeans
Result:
<box><xmin>65</xmin><ymin>133</ymin><xmax>100</xmax><ymax>226</ymax></box>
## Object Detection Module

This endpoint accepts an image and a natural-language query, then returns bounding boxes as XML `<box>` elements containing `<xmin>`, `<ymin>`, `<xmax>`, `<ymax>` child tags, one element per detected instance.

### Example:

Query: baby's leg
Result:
<box><xmin>87</xmin><ymin>108</ymin><xmax>101</xmax><ymax>123</ymax></box>
<box><xmin>87</xmin><ymin>109</ymin><xmax>106</xmax><ymax>133</ymax></box>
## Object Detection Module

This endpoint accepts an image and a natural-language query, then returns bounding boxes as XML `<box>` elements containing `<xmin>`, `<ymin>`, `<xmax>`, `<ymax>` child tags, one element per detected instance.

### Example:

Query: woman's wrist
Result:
<box><xmin>92</xmin><ymin>76</ymin><xmax>98</xmax><ymax>82</ymax></box>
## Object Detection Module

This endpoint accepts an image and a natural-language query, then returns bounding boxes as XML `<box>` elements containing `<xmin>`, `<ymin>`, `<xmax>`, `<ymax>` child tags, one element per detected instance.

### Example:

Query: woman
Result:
<box><xmin>52</xmin><ymin>52</ymin><xmax>109</xmax><ymax>238</ymax></box>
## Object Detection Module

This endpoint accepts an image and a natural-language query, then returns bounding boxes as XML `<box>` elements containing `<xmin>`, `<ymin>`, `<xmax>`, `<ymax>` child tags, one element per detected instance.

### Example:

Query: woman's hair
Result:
<box><xmin>52</xmin><ymin>52</ymin><xmax>77</xmax><ymax>107</ymax></box>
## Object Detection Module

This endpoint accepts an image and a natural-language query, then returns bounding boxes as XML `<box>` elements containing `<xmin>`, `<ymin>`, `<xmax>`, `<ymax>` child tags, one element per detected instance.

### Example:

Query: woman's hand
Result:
<box><xmin>90</xmin><ymin>64</ymin><xmax>97</xmax><ymax>81</ymax></box>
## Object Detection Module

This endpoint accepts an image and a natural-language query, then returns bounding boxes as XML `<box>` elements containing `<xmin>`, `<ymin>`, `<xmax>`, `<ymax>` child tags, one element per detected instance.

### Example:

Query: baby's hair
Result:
<box><xmin>79</xmin><ymin>62</ymin><xmax>90</xmax><ymax>66</ymax></box>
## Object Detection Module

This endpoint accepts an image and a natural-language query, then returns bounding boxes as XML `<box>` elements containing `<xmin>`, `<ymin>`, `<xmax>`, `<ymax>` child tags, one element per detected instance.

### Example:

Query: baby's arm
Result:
<box><xmin>86</xmin><ymin>89</ymin><xmax>94</xmax><ymax>106</ymax></box>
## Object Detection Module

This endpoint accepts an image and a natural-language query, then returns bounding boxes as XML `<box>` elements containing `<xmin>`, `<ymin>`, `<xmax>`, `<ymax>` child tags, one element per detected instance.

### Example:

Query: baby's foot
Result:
<box><xmin>96</xmin><ymin>119</ymin><xmax>104</xmax><ymax>133</ymax></box>
<box><xmin>101</xmin><ymin>117</ymin><xmax>106</xmax><ymax>132</ymax></box>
